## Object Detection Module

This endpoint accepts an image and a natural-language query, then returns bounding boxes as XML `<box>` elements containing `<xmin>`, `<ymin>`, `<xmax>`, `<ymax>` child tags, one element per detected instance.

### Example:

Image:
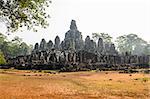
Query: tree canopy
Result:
<box><xmin>0</xmin><ymin>0</ymin><xmax>51</xmax><ymax>33</ymax></box>
<box><xmin>0</xmin><ymin>33</ymin><xmax>33</xmax><ymax>58</ymax></box>
<box><xmin>92</xmin><ymin>33</ymin><xmax>112</xmax><ymax>44</ymax></box>
<box><xmin>92</xmin><ymin>33</ymin><xmax>149</xmax><ymax>55</ymax></box>
<box><xmin>115</xmin><ymin>34</ymin><xmax>149</xmax><ymax>55</ymax></box>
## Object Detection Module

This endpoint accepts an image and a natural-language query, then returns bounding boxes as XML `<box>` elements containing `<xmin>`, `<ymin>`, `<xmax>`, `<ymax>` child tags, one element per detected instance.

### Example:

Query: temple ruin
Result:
<box><xmin>6</xmin><ymin>20</ymin><xmax>150</xmax><ymax>71</ymax></box>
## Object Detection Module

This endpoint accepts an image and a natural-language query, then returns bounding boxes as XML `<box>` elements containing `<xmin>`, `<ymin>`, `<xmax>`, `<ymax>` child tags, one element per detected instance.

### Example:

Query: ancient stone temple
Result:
<box><xmin>32</xmin><ymin>20</ymin><xmax>117</xmax><ymax>55</ymax></box>
<box><xmin>7</xmin><ymin>20</ymin><xmax>150</xmax><ymax>70</ymax></box>
<box><xmin>34</xmin><ymin>43</ymin><xmax>39</xmax><ymax>51</ymax></box>
<box><xmin>84</xmin><ymin>36</ymin><xmax>91</xmax><ymax>52</ymax></box>
<box><xmin>39</xmin><ymin>38</ymin><xmax>47</xmax><ymax>51</ymax></box>
<box><xmin>54</xmin><ymin>36</ymin><xmax>60</xmax><ymax>50</ymax></box>
<box><xmin>64</xmin><ymin>20</ymin><xmax>84</xmax><ymax>51</ymax></box>
<box><xmin>97</xmin><ymin>38</ymin><xmax>104</xmax><ymax>54</ymax></box>
<box><xmin>47</xmin><ymin>40</ymin><xmax>53</xmax><ymax>50</ymax></box>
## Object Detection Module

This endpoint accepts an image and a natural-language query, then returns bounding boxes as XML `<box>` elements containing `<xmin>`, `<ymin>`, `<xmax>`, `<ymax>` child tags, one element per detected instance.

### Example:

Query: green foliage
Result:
<box><xmin>0</xmin><ymin>33</ymin><xmax>33</xmax><ymax>57</ymax></box>
<box><xmin>92</xmin><ymin>33</ymin><xmax>149</xmax><ymax>55</ymax></box>
<box><xmin>0</xmin><ymin>51</ymin><xmax>6</xmax><ymax>64</ymax></box>
<box><xmin>19</xmin><ymin>42</ymin><xmax>30</xmax><ymax>55</ymax></box>
<box><xmin>92</xmin><ymin>33</ymin><xmax>112</xmax><ymax>44</ymax></box>
<box><xmin>115</xmin><ymin>34</ymin><xmax>149</xmax><ymax>55</ymax></box>
<box><xmin>143</xmin><ymin>44</ymin><xmax>150</xmax><ymax>55</ymax></box>
<box><xmin>0</xmin><ymin>0</ymin><xmax>51</xmax><ymax>33</ymax></box>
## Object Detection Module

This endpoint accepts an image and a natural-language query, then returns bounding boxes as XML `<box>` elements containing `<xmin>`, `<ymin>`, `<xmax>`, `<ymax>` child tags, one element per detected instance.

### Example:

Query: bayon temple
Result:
<box><xmin>7</xmin><ymin>20</ymin><xmax>150</xmax><ymax>71</ymax></box>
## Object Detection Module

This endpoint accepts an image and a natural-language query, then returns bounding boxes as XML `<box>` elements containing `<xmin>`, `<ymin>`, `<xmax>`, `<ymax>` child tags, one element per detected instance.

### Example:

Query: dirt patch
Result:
<box><xmin>0</xmin><ymin>70</ymin><xmax>149</xmax><ymax>99</ymax></box>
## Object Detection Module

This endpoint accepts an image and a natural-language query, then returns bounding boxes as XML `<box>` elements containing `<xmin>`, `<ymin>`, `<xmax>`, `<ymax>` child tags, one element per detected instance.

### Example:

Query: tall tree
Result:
<box><xmin>19</xmin><ymin>42</ymin><xmax>30</xmax><ymax>55</ymax></box>
<box><xmin>143</xmin><ymin>43</ymin><xmax>150</xmax><ymax>55</ymax></box>
<box><xmin>0</xmin><ymin>0</ymin><xmax>51</xmax><ymax>33</ymax></box>
<box><xmin>0</xmin><ymin>33</ymin><xmax>33</xmax><ymax>57</ymax></box>
<box><xmin>115</xmin><ymin>34</ymin><xmax>148</xmax><ymax>55</ymax></box>
<box><xmin>92</xmin><ymin>33</ymin><xmax>112</xmax><ymax>44</ymax></box>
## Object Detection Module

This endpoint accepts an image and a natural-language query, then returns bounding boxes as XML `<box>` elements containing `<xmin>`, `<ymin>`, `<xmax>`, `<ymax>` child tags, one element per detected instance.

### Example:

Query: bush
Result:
<box><xmin>143</xmin><ymin>70</ymin><xmax>150</xmax><ymax>74</ymax></box>
<box><xmin>0</xmin><ymin>51</ymin><xmax>6</xmax><ymax>65</ymax></box>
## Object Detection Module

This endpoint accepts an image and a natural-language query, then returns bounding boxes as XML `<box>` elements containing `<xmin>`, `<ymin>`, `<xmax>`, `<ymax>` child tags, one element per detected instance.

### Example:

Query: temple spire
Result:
<box><xmin>70</xmin><ymin>20</ymin><xmax>77</xmax><ymax>30</ymax></box>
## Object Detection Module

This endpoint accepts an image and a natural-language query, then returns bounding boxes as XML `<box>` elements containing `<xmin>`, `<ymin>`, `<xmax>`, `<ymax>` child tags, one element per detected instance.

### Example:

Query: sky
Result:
<box><xmin>0</xmin><ymin>0</ymin><xmax>150</xmax><ymax>45</ymax></box>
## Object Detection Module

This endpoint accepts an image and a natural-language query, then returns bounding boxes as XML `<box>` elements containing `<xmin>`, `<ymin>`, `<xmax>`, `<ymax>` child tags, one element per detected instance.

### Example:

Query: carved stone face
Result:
<box><xmin>47</xmin><ymin>40</ymin><xmax>53</xmax><ymax>49</ymax></box>
<box><xmin>39</xmin><ymin>39</ymin><xmax>47</xmax><ymax>50</ymax></box>
<box><xmin>34</xmin><ymin>43</ymin><xmax>39</xmax><ymax>50</ymax></box>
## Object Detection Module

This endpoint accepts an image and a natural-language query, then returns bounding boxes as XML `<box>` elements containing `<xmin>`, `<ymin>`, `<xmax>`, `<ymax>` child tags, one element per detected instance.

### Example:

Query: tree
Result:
<box><xmin>19</xmin><ymin>42</ymin><xmax>30</xmax><ymax>55</ymax></box>
<box><xmin>115</xmin><ymin>34</ymin><xmax>148</xmax><ymax>55</ymax></box>
<box><xmin>92</xmin><ymin>33</ymin><xmax>112</xmax><ymax>44</ymax></box>
<box><xmin>0</xmin><ymin>33</ymin><xmax>33</xmax><ymax>57</ymax></box>
<box><xmin>0</xmin><ymin>33</ymin><xmax>9</xmax><ymax>56</ymax></box>
<box><xmin>143</xmin><ymin>43</ymin><xmax>150</xmax><ymax>55</ymax></box>
<box><xmin>0</xmin><ymin>33</ymin><xmax>7</xmax><ymax>43</ymax></box>
<box><xmin>0</xmin><ymin>0</ymin><xmax>51</xmax><ymax>33</ymax></box>
<box><xmin>0</xmin><ymin>51</ymin><xmax>6</xmax><ymax>64</ymax></box>
<box><xmin>115</xmin><ymin>35</ymin><xmax>127</xmax><ymax>53</ymax></box>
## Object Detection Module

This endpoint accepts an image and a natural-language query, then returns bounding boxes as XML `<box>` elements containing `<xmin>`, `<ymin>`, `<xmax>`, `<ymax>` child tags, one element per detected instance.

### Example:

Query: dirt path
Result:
<box><xmin>0</xmin><ymin>70</ymin><xmax>149</xmax><ymax>99</ymax></box>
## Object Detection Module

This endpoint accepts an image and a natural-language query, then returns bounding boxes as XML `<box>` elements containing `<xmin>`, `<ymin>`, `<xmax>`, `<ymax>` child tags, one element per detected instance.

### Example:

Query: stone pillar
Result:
<box><xmin>47</xmin><ymin>40</ymin><xmax>53</xmax><ymax>50</ymax></box>
<box><xmin>79</xmin><ymin>51</ymin><xmax>82</xmax><ymax>63</ymax></box>
<box><xmin>39</xmin><ymin>38</ymin><xmax>47</xmax><ymax>51</ymax></box>
<box><xmin>65</xmin><ymin>51</ymin><xmax>69</xmax><ymax>62</ymax></box>
<box><xmin>97</xmin><ymin>38</ymin><xmax>104</xmax><ymax>54</ymax></box>
<box><xmin>73</xmin><ymin>52</ymin><xmax>76</xmax><ymax>63</ymax></box>
<box><xmin>54</xmin><ymin>36</ymin><xmax>60</xmax><ymax>50</ymax></box>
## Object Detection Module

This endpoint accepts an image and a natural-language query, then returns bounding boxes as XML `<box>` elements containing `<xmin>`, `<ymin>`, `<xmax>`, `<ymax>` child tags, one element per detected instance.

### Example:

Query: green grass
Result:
<box><xmin>134</xmin><ymin>77</ymin><xmax>150</xmax><ymax>82</ymax></box>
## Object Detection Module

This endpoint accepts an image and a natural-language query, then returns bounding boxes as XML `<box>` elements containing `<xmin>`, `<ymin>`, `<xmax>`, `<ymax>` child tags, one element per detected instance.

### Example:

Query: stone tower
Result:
<box><xmin>54</xmin><ymin>36</ymin><xmax>60</xmax><ymax>50</ymax></box>
<box><xmin>64</xmin><ymin>20</ymin><xmax>84</xmax><ymax>51</ymax></box>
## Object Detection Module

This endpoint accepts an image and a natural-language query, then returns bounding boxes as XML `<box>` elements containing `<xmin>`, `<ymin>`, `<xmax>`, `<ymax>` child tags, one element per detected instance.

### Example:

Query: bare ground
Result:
<box><xmin>0</xmin><ymin>69</ymin><xmax>150</xmax><ymax>99</ymax></box>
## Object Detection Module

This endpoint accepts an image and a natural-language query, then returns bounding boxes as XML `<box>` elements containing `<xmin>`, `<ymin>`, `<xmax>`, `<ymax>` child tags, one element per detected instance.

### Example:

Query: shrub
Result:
<box><xmin>0</xmin><ymin>51</ymin><xmax>6</xmax><ymax>65</ymax></box>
